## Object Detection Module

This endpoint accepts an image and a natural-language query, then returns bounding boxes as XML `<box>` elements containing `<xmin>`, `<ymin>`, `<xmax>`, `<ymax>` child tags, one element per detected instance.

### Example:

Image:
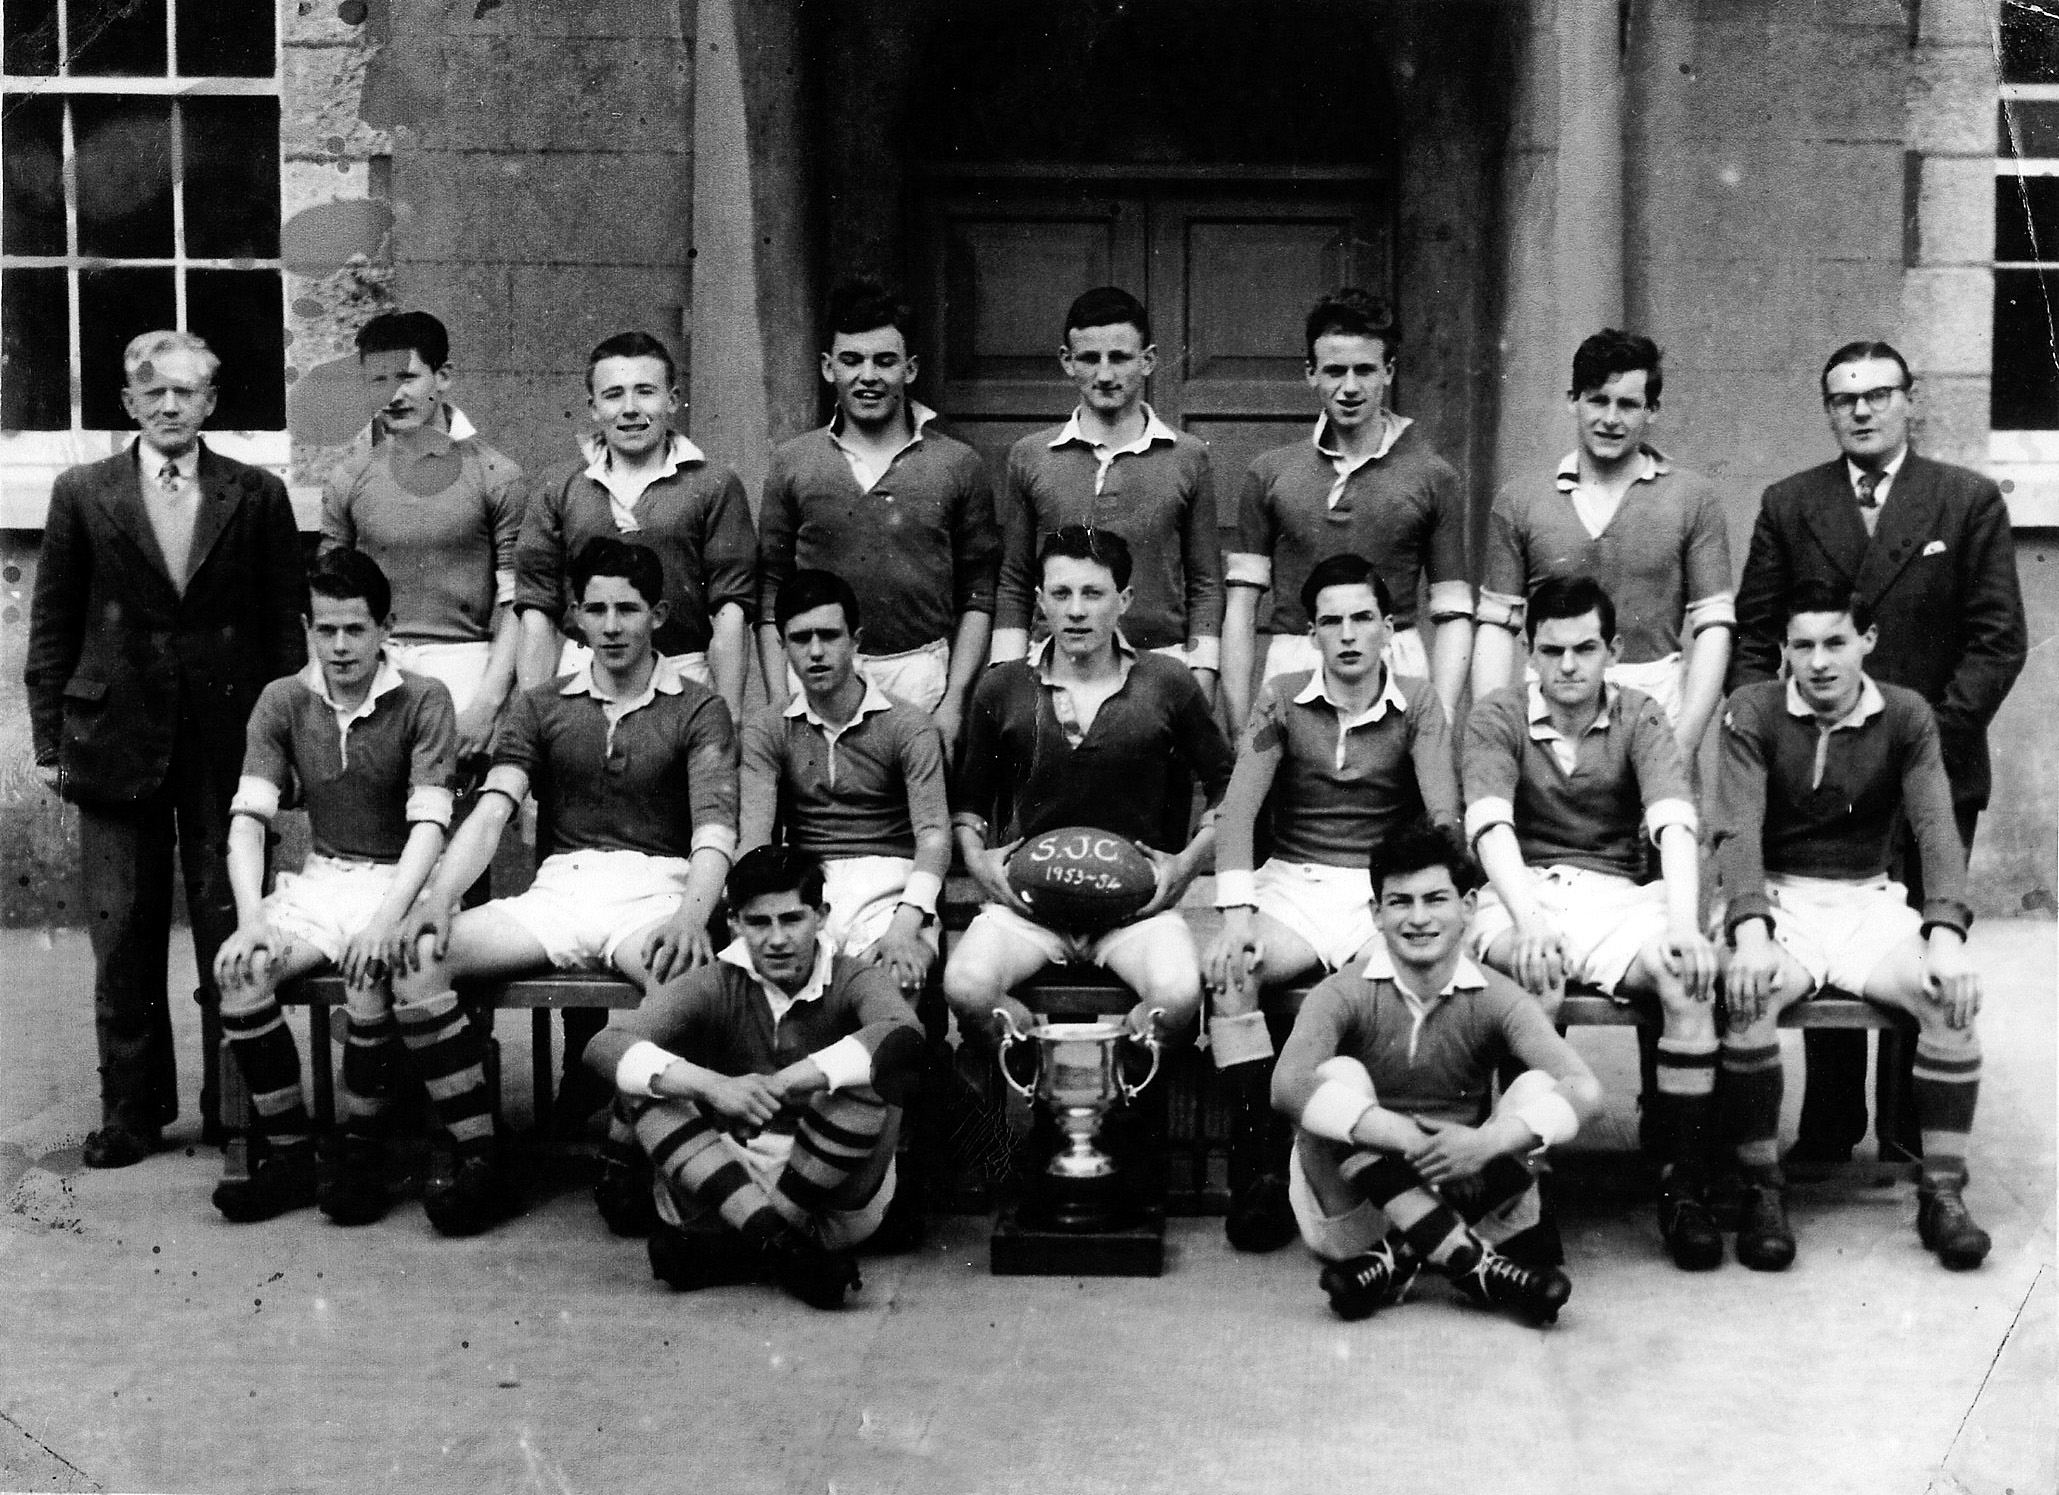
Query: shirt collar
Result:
<box><xmin>1048</xmin><ymin>403</ymin><xmax>1180</xmax><ymax>454</ymax></box>
<box><xmin>1312</xmin><ymin>410</ymin><xmax>1411</xmax><ymax>465</ymax></box>
<box><xmin>137</xmin><ymin>438</ymin><xmax>200</xmax><ymax>479</ymax></box>
<box><xmin>1846</xmin><ymin>446</ymin><xmax>1908</xmax><ymax>492</ymax></box>
<box><xmin>579</xmin><ymin>430</ymin><xmax>703</xmax><ymax>481</ymax></box>
<box><xmin>558</xmin><ymin>653</ymin><xmax>687</xmax><ymax>705</ymax></box>
<box><xmin>365</xmin><ymin>402</ymin><xmax>477</xmax><ymax>447</ymax></box>
<box><xmin>1784</xmin><ymin>673</ymin><xmax>1886</xmax><ymax>730</ymax></box>
<box><xmin>827</xmin><ymin>400</ymin><xmax>938</xmax><ymax>447</ymax></box>
<box><xmin>782</xmin><ymin>675</ymin><xmax>897</xmax><ymax>728</ymax></box>
<box><xmin>1292</xmin><ymin>663</ymin><xmax>1408</xmax><ymax>724</ymax></box>
<box><xmin>718</xmin><ymin>934</ymin><xmax>836</xmax><ymax>1017</ymax></box>
<box><xmin>295</xmin><ymin>651</ymin><xmax>406</xmax><ymax>718</ymax></box>
<box><xmin>1028</xmin><ymin>630</ymin><xmax>1138</xmax><ymax>682</ymax></box>
<box><xmin>1360</xmin><ymin>941</ymin><xmax>1489</xmax><ymax>997</ymax></box>
<box><xmin>1555</xmin><ymin>445</ymin><xmax>1669</xmax><ymax>490</ymax></box>
<box><xmin>1524</xmin><ymin>678</ymin><xmax>1618</xmax><ymax>732</ymax></box>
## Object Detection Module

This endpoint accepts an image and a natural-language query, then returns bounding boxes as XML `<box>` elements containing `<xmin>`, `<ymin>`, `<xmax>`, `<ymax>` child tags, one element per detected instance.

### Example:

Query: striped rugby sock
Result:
<box><xmin>222</xmin><ymin>995</ymin><xmax>312</xmax><ymax>1149</ymax></box>
<box><xmin>1654</xmin><ymin>1036</ymin><xmax>1719</xmax><ymax>1178</ymax></box>
<box><xmin>340</xmin><ymin>1009</ymin><xmax>401</xmax><ymax>1135</ymax></box>
<box><xmin>395</xmin><ymin>990</ymin><xmax>495</xmax><ymax>1159</ymax></box>
<box><xmin>1913</xmin><ymin>1034</ymin><xmax>1980</xmax><ymax>1192</ymax></box>
<box><xmin>775</xmin><ymin>1090</ymin><xmax>889</xmax><ymax>1218</ymax></box>
<box><xmin>1720</xmin><ymin>1040</ymin><xmax>1785</xmax><ymax>1184</ymax></box>
<box><xmin>1343</xmin><ymin>1152</ymin><xmax>1486</xmax><ymax>1272</ymax></box>
<box><xmin>632</xmin><ymin>1099</ymin><xmax>788</xmax><ymax>1246</ymax></box>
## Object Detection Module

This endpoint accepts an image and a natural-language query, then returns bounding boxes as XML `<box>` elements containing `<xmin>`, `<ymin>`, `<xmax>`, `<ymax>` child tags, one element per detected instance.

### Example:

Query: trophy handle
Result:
<box><xmin>1117</xmin><ymin>1008</ymin><xmax>1166</xmax><ymax>1102</ymax></box>
<box><xmin>993</xmin><ymin>1008</ymin><xmax>1038</xmax><ymax>1100</ymax></box>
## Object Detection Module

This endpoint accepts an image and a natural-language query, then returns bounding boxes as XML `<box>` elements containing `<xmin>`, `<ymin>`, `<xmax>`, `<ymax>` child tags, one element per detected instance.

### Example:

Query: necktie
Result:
<box><xmin>1855</xmin><ymin>470</ymin><xmax>1881</xmax><ymax>537</ymax></box>
<box><xmin>159</xmin><ymin>459</ymin><xmax>183</xmax><ymax>497</ymax></box>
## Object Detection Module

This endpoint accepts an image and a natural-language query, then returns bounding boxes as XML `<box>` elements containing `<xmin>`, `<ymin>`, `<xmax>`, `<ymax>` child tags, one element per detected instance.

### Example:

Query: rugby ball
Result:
<box><xmin>1005</xmin><ymin>827</ymin><xmax>1158</xmax><ymax>933</ymax></box>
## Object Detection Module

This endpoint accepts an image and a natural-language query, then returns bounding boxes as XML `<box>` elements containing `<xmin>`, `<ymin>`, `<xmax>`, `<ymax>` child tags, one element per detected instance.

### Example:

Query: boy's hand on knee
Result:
<box><xmin>340</xmin><ymin>918</ymin><xmax>398</xmax><ymax>988</ymax></box>
<box><xmin>1724</xmin><ymin>920</ymin><xmax>1781</xmax><ymax>1029</ymax></box>
<box><xmin>395</xmin><ymin>896</ymin><xmax>455</xmax><ymax>973</ymax></box>
<box><xmin>1922</xmin><ymin>931</ymin><xmax>1982</xmax><ymax>1029</ymax></box>
<box><xmin>1661</xmin><ymin>928</ymin><xmax>1720</xmax><ymax>1004</ymax></box>
<box><xmin>642</xmin><ymin>917</ymin><xmax>715</xmax><ymax>986</ymax></box>
<box><xmin>1203</xmin><ymin>914</ymin><xmax>1263</xmax><ymax>1010</ymax></box>
<box><xmin>216</xmin><ymin>923</ymin><xmax>285</xmax><ymax>990</ymax></box>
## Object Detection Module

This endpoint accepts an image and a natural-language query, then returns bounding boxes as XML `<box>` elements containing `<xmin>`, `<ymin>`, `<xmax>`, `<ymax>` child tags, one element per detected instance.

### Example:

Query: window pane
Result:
<box><xmin>1997</xmin><ymin>176</ymin><xmax>2059</xmax><ymax>263</ymax></box>
<box><xmin>2</xmin><ymin>268</ymin><xmax>71</xmax><ymax>429</ymax></box>
<box><xmin>73</xmin><ymin>96</ymin><xmax>172</xmax><ymax>257</ymax></box>
<box><xmin>78</xmin><ymin>264</ymin><xmax>173</xmax><ymax>427</ymax></box>
<box><xmin>2</xmin><ymin>94</ymin><xmax>67</xmax><ymax>255</ymax></box>
<box><xmin>3</xmin><ymin>0</ymin><xmax>61</xmax><ymax>74</ymax></box>
<box><xmin>176</xmin><ymin>0</ymin><xmax>273</xmax><ymax>77</ymax></box>
<box><xmin>187</xmin><ymin>269</ymin><xmax>283</xmax><ymax>429</ymax></box>
<box><xmin>2002</xmin><ymin>2</ymin><xmax>2059</xmax><ymax>85</ymax></box>
<box><xmin>66</xmin><ymin>0</ymin><xmax>168</xmax><ymax>76</ymax></box>
<box><xmin>182</xmin><ymin>98</ymin><xmax>280</xmax><ymax>257</ymax></box>
<box><xmin>1992</xmin><ymin>268</ymin><xmax>2059</xmax><ymax>430</ymax></box>
<box><xmin>1998</xmin><ymin>100</ymin><xmax>2059</xmax><ymax>159</ymax></box>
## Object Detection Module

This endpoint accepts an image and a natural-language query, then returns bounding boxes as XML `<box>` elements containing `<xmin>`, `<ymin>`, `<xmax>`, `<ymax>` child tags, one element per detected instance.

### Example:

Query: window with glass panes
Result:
<box><xmin>1</xmin><ymin>0</ymin><xmax>283</xmax><ymax>436</ymax></box>
<box><xmin>1997</xmin><ymin>2</ymin><xmax>2059</xmax><ymax>432</ymax></box>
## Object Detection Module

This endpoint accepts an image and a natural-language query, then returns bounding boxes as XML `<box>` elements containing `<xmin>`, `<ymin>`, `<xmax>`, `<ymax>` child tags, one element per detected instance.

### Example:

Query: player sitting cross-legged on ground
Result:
<box><xmin>211</xmin><ymin>550</ymin><xmax>457</xmax><ymax>1225</ymax></box>
<box><xmin>1713</xmin><ymin>581</ymin><xmax>1990</xmax><ymax>1273</ymax></box>
<box><xmin>391</xmin><ymin>537</ymin><xmax>739</xmax><ymax>1236</ymax></box>
<box><xmin>1463</xmin><ymin>573</ymin><xmax>1723</xmax><ymax>1270</ymax></box>
<box><xmin>943</xmin><ymin>524</ymin><xmax>1235</xmax><ymax>1052</ymax></box>
<box><xmin>1203</xmin><ymin>552</ymin><xmax>1461</xmax><ymax>1254</ymax></box>
<box><xmin>1272</xmin><ymin>823</ymin><xmax>1601</xmax><ymax>1326</ymax></box>
<box><xmin>583</xmin><ymin>846</ymin><xmax>926</xmax><ymax>1310</ymax></box>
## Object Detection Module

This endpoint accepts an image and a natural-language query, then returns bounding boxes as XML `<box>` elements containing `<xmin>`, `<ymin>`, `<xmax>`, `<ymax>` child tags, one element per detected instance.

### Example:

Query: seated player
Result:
<box><xmin>742</xmin><ymin>568</ymin><xmax>951</xmax><ymax>994</ymax></box>
<box><xmin>392</xmin><ymin>537</ymin><xmax>739</xmax><ymax>1235</ymax></box>
<box><xmin>1272</xmin><ymin>824</ymin><xmax>1601</xmax><ymax>1325</ymax></box>
<box><xmin>1203</xmin><ymin>552</ymin><xmax>1461</xmax><ymax>1253</ymax></box>
<box><xmin>944</xmin><ymin>525</ymin><xmax>1235</xmax><ymax>1048</ymax></box>
<box><xmin>1463</xmin><ymin>573</ymin><xmax>1722</xmax><ymax>1269</ymax></box>
<box><xmin>210</xmin><ymin>550</ymin><xmax>457</xmax><ymax>1224</ymax></box>
<box><xmin>584</xmin><ymin>847</ymin><xmax>926</xmax><ymax>1309</ymax></box>
<box><xmin>1714</xmin><ymin>583</ymin><xmax>1989</xmax><ymax>1272</ymax></box>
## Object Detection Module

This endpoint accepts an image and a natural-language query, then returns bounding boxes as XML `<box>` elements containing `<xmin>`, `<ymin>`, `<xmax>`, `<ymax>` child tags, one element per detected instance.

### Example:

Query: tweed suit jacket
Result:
<box><xmin>26</xmin><ymin>440</ymin><xmax>307</xmax><ymax>807</ymax></box>
<box><xmin>1730</xmin><ymin>453</ymin><xmax>2026</xmax><ymax>810</ymax></box>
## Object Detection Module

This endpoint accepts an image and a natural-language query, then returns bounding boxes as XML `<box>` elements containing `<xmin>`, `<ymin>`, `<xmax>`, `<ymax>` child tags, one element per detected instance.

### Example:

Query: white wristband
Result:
<box><xmin>614</xmin><ymin>1040</ymin><xmax>678</xmax><ymax>1100</ymax></box>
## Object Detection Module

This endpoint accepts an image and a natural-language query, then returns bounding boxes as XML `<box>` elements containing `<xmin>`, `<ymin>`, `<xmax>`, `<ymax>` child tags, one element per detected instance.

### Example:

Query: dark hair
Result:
<box><xmin>1781</xmin><ymin>580</ymin><xmax>1873</xmax><ymax>636</ymax></box>
<box><xmin>1037</xmin><ymin>524</ymin><xmax>1133</xmax><ymax>590</ymax></box>
<box><xmin>826</xmin><ymin>278</ymin><xmax>916</xmax><ymax>344</ymax></box>
<box><xmin>355</xmin><ymin>311</ymin><xmax>450</xmax><ymax>373</ymax></box>
<box><xmin>1298</xmin><ymin>552</ymin><xmax>1395</xmax><ymax>624</ymax></box>
<box><xmin>1367</xmin><ymin>821</ymin><xmax>1481</xmax><ymax>898</ymax></box>
<box><xmin>568</xmin><ymin>537</ymin><xmax>665</xmax><ymax>610</ymax></box>
<box><xmin>1063</xmin><ymin>286</ymin><xmax>1150</xmax><ymax>345</ymax></box>
<box><xmin>587</xmin><ymin>331</ymin><xmax>677</xmax><ymax>392</ymax></box>
<box><xmin>307</xmin><ymin>547</ymin><xmax>392</xmax><ymax>623</ymax></box>
<box><xmin>775</xmin><ymin>568</ymin><xmax>862</xmax><ymax>635</ymax></box>
<box><xmin>1303</xmin><ymin>288</ymin><xmax>1399</xmax><ymax>365</ymax></box>
<box><xmin>1820</xmin><ymin>340</ymin><xmax>1911</xmax><ymax>398</ymax></box>
<box><xmin>1569</xmin><ymin>328</ymin><xmax>1662</xmax><ymax>405</ymax></box>
<box><xmin>727</xmin><ymin>845</ymin><xmax>828</xmax><ymax>911</ymax></box>
<box><xmin>1524</xmin><ymin>573</ymin><xmax>1618</xmax><ymax>644</ymax></box>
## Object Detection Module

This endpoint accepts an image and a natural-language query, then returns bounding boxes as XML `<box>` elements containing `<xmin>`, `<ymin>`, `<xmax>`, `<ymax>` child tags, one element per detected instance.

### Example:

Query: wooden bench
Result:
<box><xmin>217</xmin><ymin>970</ymin><xmax>642</xmax><ymax>1180</ymax></box>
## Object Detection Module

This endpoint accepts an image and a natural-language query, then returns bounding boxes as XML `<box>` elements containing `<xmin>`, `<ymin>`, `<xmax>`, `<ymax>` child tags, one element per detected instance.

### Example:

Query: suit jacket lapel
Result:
<box><xmin>1797</xmin><ymin>460</ymin><xmax>1869</xmax><ymax>582</ymax></box>
<box><xmin>99</xmin><ymin>442</ymin><xmax>181</xmax><ymax>593</ymax></box>
<box><xmin>1854</xmin><ymin>455</ymin><xmax>1944</xmax><ymax>605</ymax></box>
<box><xmin>185</xmin><ymin>441</ymin><xmax>246</xmax><ymax>588</ymax></box>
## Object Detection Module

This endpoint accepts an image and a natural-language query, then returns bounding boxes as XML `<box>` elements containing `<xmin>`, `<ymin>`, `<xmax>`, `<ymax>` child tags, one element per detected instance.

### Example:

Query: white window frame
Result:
<box><xmin>0</xmin><ymin>0</ymin><xmax>286</xmax><ymax>526</ymax></box>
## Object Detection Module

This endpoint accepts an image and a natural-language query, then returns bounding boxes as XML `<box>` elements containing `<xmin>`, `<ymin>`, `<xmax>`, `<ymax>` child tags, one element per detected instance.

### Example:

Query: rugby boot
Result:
<box><xmin>759</xmin><ymin>1226</ymin><xmax>862</xmax><ymax>1310</ymax></box>
<box><xmin>1917</xmin><ymin>1186</ymin><xmax>1991</xmax><ymax>1271</ymax></box>
<box><xmin>1656</xmin><ymin>1174</ymin><xmax>1724</xmax><ymax>1272</ymax></box>
<box><xmin>1223</xmin><ymin>1063</ymin><xmax>1296</xmax><ymax>1253</ymax></box>
<box><xmin>211</xmin><ymin>1144</ymin><xmax>318</xmax><ymax>1222</ymax></box>
<box><xmin>647</xmin><ymin>1222</ymin><xmax>757</xmax><ymax>1292</ymax></box>
<box><xmin>422</xmin><ymin>1152</ymin><xmax>523</xmax><ymax>1237</ymax></box>
<box><xmin>317</xmin><ymin>1135</ymin><xmax>389</xmax><ymax>1226</ymax></box>
<box><xmin>1446</xmin><ymin>1245</ymin><xmax>1572</xmax><ymax>1325</ymax></box>
<box><xmin>1734</xmin><ymin>1183</ymin><xmax>1797</xmax><ymax>1271</ymax></box>
<box><xmin>593</xmin><ymin>1143</ymin><xmax>658</xmax><ymax>1238</ymax></box>
<box><xmin>1318</xmin><ymin>1234</ymin><xmax>1422</xmax><ymax>1322</ymax></box>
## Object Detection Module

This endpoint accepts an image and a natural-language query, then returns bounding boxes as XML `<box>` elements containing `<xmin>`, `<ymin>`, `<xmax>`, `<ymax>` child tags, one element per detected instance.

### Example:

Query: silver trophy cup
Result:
<box><xmin>994</xmin><ymin>1008</ymin><xmax>1163</xmax><ymax>1230</ymax></box>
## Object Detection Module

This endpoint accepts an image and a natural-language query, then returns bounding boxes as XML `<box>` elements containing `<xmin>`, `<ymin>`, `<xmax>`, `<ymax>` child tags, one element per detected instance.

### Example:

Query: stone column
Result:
<box><xmin>1493</xmin><ymin>0</ymin><xmax>1625</xmax><ymax>495</ymax></box>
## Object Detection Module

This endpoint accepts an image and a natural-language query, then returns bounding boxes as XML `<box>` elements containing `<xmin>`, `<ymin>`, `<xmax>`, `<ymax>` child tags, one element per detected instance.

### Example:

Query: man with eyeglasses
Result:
<box><xmin>1731</xmin><ymin>340</ymin><xmax>2026</xmax><ymax>1167</ymax></box>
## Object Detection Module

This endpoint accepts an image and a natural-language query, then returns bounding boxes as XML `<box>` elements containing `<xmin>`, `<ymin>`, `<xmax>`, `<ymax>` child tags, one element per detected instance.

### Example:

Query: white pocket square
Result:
<box><xmin>1922</xmin><ymin>539</ymin><xmax>1947</xmax><ymax>556</ymax></box>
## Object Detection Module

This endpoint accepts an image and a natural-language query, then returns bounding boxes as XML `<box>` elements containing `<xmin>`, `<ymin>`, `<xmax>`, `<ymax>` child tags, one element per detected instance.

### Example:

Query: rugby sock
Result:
<box><xmin>1342</xmin><ymin>1153</ymin><xmax>1486</xmax><ymax>1271</ymax></box>
<box><xmin>340</xmin><ymin>1009</ymin><xmax>401</xmax><ymax>1135</ymax></box>
<box><xmin>1719</xmin><ymin>1040</ymin><xmax>1785</xmax><ymax>1183</ymax></box>
<box><xmin>632</xmin><ymin>1099</ymin><xmax>788</xmax><ymax>1246</ymax></box>
<box><xmin>775</xmin><ymin>1090</ymin><xmax>890</xmax><ymax>1217</ymax></box>
<box><xmin>1912</xmin><ymin>1034</ymin><xmax>1980</xmax><ymax>1191</ymax></box>
<box><xmin>395</xmin><ymin>990</ymin><xmax>496</xmax><ymax>1159</ymax></box>
<box><xmin>1653</xmin><ymin>1037</ymin><xmax>1720</xmax><ymax>1177</ymax></box>
<box><xmin>221</xmin><ymin>996</ymin><xmax>311</xmax><ymax>1149</ymax></box>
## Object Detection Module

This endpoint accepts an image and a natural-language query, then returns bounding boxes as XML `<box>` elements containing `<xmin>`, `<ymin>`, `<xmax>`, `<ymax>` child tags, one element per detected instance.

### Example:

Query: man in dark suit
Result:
<box><xmin>1731</xmin><ymin>339</ymin><xmax>2027</xmax><ymax>1163</ymax></box>
<box><xmin>27</xmin><ymin>331</ymin><xmax>308</xmax><ymax>1167</ymax></box>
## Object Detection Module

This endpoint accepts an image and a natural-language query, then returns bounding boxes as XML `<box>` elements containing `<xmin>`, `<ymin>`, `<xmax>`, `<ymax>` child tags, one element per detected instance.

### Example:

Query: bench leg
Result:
<box><xmin>1874</xmin><ymin>1026</ymin><xmax>1914</xmax><ymax>1165</ymax></box>
<box><xmin>219</xmin><ymin>1036</ymin><xmax>251</xmax><ymax>1183</ymax></box>
<box><xmin>309</xmin><ymin>1005</ymin><xmax>335</xmax><ymax>1129</ymax></box>
<box><xmin>532</xmin><ymin>1009</ymin><xmax>553</xmax><ymax>1138</ymax></box>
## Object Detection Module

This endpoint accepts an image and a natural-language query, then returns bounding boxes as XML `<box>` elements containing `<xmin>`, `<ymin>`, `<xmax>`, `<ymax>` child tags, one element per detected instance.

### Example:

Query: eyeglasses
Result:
<box><xmin>1825</xmin><ymin>385</ymin><xmax>1906</xmax><ymax>415</ymax></box>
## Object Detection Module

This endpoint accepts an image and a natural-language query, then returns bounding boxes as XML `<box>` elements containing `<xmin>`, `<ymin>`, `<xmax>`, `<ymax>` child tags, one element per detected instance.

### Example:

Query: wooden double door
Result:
<box><xmin>913</xmin><ymin>172</ymin><xmax>1393</xmax><ymax>509</ymax></box>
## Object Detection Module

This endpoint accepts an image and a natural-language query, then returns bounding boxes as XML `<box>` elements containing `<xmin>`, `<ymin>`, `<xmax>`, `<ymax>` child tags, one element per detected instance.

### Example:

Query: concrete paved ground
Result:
<box><xmin>2</xmin><ymin>923</ymin><xmax>2052</xmax><ymax>1495</ymax></box>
